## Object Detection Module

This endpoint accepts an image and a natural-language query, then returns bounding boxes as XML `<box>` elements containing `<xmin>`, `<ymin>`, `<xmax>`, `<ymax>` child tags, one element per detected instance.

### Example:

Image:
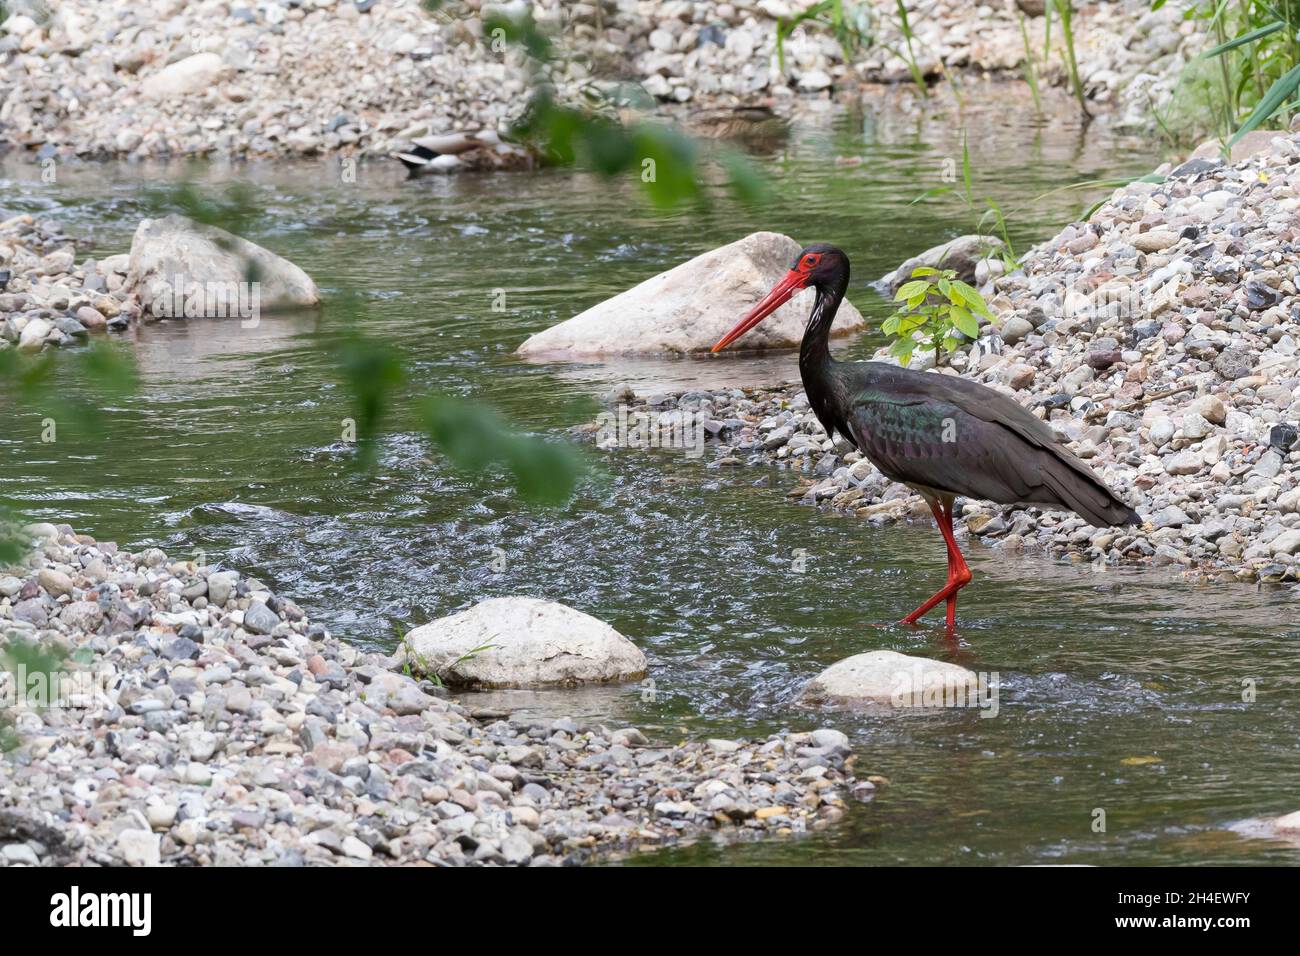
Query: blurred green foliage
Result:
<box><xmin>0</xmin><ymin>639</ymin><xmax>71</xmax><ymax>753</ymax></box>
<box><xmin>0</xmin><ymin>507</ymin><xmax>26</xmax><ymax>566</ymax></box>
<box><xmin>0</xmin><ymin>340</ymin><xmax>138</xmax><ymax>432</ymax></box>
<box><xmin>421</xmin><ymin>395</ymin><xmax>584</xmax><ymax>506</ymax></box>
<box><xmin>324</xmin><ymin>294</ymin><xmax>586</xmax><ymax>504</ymax></box>
<box><xmin>1159</xmin><ymin>0</ymin><xmax>1300</xmax><ymax>146</ymax></box>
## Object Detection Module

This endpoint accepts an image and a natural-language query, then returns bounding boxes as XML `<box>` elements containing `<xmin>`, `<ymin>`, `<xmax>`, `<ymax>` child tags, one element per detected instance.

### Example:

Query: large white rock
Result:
<box><xmin>127</xmin><ymin>215</ymin><xmax>320</xmax><ymax>317</ymax></box>
<box><xmin>799</xmin><ymin>650</ymin><xmax>981</xmax><ymax>709</ymax></box>
<box><xmin>516</xmin><ymin>231</ymin><xmax>865</xmax><ymax>356</ymax></box>
<box><xmin>140</xmin><ymin>53</ymin><xmax>228</xmax><ymax>100</ymax></box>
<box><xmin>400</xmin><ymin>597</ymin><xmax>647</xmax><ymax>688</ymax></box>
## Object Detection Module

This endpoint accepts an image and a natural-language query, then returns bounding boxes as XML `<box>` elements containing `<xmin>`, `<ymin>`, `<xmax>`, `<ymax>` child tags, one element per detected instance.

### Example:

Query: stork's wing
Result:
<box><xmin>841</xmin><ymin>364</ymin><xmax>1139</xmax><ymax>528</ymax></box>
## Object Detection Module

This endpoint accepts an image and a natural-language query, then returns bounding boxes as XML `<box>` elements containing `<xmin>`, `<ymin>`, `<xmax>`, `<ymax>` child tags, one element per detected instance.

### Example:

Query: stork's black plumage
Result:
<box><xmin>712</xmin><ymin>243</ymin><xmax>1139</xmax><ymax>629</ymax></box>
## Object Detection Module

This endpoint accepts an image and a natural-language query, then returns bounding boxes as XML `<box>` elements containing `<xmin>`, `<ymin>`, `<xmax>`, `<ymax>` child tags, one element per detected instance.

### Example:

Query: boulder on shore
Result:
<box><xmin>127</xmin><ymin>215</ymin><xmax>320</xmax><ymax>318</ymax></box>
<box><xmin>878</xmin><ymin>234</ymin><xmax>1004</xmax><ymax>294</ymax></box>
<box><xmin>399</xmin><ymin>597</ymin><xmax>647</xmax><ymax>688</ymax></box>
<box><xmin>516</xmin><ymin>231</ymin><xmax>866</xmax><ymax>356</ymax></box>
<box><xmin>139</xmin><ymin>53</ymin><xmax>229</xmax><ymax>101</ymax></box>
<box><xmin>799</xmin><ymin>650</ymin><xmax>981</xmax><ymax>709</ymax></box>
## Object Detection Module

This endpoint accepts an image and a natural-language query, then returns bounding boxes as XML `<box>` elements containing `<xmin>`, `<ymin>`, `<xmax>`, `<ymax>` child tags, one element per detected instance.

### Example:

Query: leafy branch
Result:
<box><xmin>882</xmin><ymin>266</ymin><xmax>992</xmax><ymax>367</ymax></box>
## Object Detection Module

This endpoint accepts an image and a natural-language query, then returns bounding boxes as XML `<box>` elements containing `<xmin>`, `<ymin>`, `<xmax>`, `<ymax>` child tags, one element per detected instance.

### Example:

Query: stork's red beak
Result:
<box><xmin>710</xmin><ymin>269</ymin><xmax>807</xmax><ymax>353</ymax></box>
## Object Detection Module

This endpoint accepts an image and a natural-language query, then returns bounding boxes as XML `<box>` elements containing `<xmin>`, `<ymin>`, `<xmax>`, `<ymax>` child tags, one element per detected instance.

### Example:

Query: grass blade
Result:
<box><xmin>1228</xmin><ymin>61</ymin><xmax>1300</xmax><ymax>145</ymax></box>
<box><xmin>1201</xmin><ymin>21</ymin><xmax>1285</xmax><ymax>58</ymax></box>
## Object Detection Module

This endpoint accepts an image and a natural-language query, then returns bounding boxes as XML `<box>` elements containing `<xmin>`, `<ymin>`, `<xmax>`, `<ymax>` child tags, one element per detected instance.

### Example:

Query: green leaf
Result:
<box><xmin>1201</xmin><ymin>21</ymin><xmax>1285</xmax><ymax>58</ymax></box>
<box><xmin>579</xmin><ymin>117</ymin><xmax>635</xmax><ymax>175</ymax></box>
<box><xmin>629</xmin><ymin>122</ymin><xmax>700</xmax><ymax>208</ymax></box>
<box><xmin>909</xmin><ymin>185</ymin><xmax>953</xmax><ymax>205</ymax></box>
<box><xmin>332</xmin><ymin>325</ymin><xmax>405</xmax><ymax>467</ymax></box>
<box><xmin>721</xmin><ymin>149</ymin><xmax>771</xmax><ymax>206</ymax></box>
<box><xmin>419</xmin><ymin>396</ymin><xmax>583</xmax><ymax>506</ymax></box>
<box><xmin>1228</xmin><ymin>62</ymin><xmax>1300</xmax><ymax>146</ymax></box>
<box><xmin>894</xmin><ymin>279</ymin><xmax>930</xmax><ymax>301</ymax></box>
<box><xmin>951</xmin><ymin>306</ymin><xmax>980</xmax><ymax>338</ymax></box>
<box><xmin>949</xmin><ymin>279</ymin><xmax>991</xmax><ymax>315</ymax></box>
<box><xmin>482</xmin><ymin>11</ymin><xmax>553</xmax><ymax>61</ymax></box>
<box><xmin>78</xmin><ymin>342</ymin><xmax>138</xmax><ymax>398</ymax></box>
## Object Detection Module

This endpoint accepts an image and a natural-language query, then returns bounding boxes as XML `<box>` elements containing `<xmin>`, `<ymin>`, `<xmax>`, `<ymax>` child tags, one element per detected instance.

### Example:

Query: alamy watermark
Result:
<box><xmin>148</xmin><ymin>274</ymin><xmax>261</xmax><ymax>327</ymax></box>
<box><xmin>50</xmin><ymin>886</ymin><xmax>151</xmax><ymax>936</ymax></box>
<box><xmin>0</xmin><ymin>662</ymin><xmax>113</xmax><ymax>711</ymax></box>
<box><xmin>594</xmin><ymin>404</ymin><xmax>706</xmax><ymax>459</ymax></box>
<box><xmin>890</xmin><ymin>664</ymin><xmax>1000</xmax><ymax>718</ymax></box>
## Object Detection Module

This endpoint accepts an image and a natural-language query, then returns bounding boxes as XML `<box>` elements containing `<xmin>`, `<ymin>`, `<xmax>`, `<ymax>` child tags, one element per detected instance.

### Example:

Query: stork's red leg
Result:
<box><xmin>901</xmin><ymin>497</ymin><xmax>973</xmax><ymax>627</ymax></box>
<box><xmin>938</xmin><ymin>500</ymin><xmax>972</xmax><ymax>629</ymax></box>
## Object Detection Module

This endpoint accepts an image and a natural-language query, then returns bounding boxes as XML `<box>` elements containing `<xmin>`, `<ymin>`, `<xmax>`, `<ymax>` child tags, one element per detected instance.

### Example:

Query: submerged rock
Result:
<box><xmin>515</xmin><ymin>231</ymin><xmax>865</xmax><ymax>356</ymax></box>
<box><xmin>127</xmin><ymin>215</ymin><xmax>320</xmax><ymax>318</ymax></box>
<box><xmin>799</xmin><ymin>650</ymin><xmax>980</xmax><ymax>709</ymax></box>
<box><xmin>400</xmin><ymin>596</ymin><xmax>648</xmax><ymax>688</ymax></box>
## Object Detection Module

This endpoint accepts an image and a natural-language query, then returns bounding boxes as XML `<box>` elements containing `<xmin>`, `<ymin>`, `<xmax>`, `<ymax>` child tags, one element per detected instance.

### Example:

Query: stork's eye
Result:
<box><xmin>799</xmin><ymin>253</ymin><xmax>821</xmax><ymax>271</ymax></box>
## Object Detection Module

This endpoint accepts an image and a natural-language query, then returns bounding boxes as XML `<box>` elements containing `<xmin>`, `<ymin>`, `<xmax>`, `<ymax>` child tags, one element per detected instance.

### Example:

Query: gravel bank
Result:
<box><xmin>0</xmin><ymin>214</ymin><xmax>138</xmax><ymax>349</ymax></box>
<box><xmin>0</xmin><ymin>0</ymin><xmax>1199</xmax><ymax>164</ymax></box>
<box><xmin>579</xmin><ymin>131</ymin><xmax>1300</xmax><ymax>585</ymax></box>
<box><xmin>0</xmin><ymin>523</ymin><xmax>867</xmax><ymax>867</ymax></box>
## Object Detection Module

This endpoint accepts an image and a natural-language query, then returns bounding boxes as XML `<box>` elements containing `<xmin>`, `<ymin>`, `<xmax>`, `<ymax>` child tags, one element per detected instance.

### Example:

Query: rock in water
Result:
<box><xmin>879</xmin><ymin>235</ymin><xmax>1004</xmax><ymax>294</ymax></box>
<box><xmin>515</xmin><ymin>232</ymin><xmax>865</xmax><ymax>356</ymax></box>
<box><xmin>400</xmin><ymin>597</ymin><xmax>648</xmax><ymax>687</ymax></box>
<box><xmin>799</xmin><ymin>650</ymin><xmax>980</xmax><ymax>709</ymax></box>
<box><xmin>127</xmin><ymin>215</ymin><xmax>320</xmax><ymax>318</ymax></box>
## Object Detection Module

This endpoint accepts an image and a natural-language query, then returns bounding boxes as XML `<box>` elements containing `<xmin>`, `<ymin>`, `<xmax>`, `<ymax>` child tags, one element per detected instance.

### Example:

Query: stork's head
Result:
<box><xmin>711</xmin><ymin>244</ymin><xmax>848</xmax><ymax>352</ymax></box>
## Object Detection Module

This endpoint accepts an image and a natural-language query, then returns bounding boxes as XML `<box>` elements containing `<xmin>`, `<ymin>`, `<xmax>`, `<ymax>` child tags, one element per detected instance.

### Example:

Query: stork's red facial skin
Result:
<box><xmin>712</xmin><ymin>251</ymin><xmax>824</xmax><ymax>353</ymax></box>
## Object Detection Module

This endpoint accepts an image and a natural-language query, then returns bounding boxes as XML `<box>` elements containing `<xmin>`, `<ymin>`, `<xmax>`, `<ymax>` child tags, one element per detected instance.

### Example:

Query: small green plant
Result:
<box><xmin>776</xmin><ymin>1</ymin><xmax>875</xmax><ymax>76</ymax></box>
<box><xmin>910</xmin><ymin>130</ymin><xmax>1020</xmax><ymax>268</ymax></box>
<box><xmin>397</xmin><ymin>625</ymin><xmax>498</xmax><ymax>688</ymax></box>
<box><xmin>1051</xmin><ymin>0</ymin><xmax>1090</xmax><ymax>119</ymax></box>
<box><xmin>883</xmin><ymin>267</ymin><xmax>992</xmax><ymax>367</ymax></box>
<box><xmin>887</xmin><ymin>0</ymin><xmax>930</xmax><ymax>94</ymax></box>
<box><xmin>1018</xmin><ymin>11</ymin><xmax>1044</xmax><ymax>115</ymax></box>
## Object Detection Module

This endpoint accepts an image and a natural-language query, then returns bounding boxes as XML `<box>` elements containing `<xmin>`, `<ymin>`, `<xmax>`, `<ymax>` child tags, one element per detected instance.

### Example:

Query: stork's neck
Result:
<box><xmin>798</xmin><ymin>267</ymin><xmax>849</xmax><ymax>381</ymax></box>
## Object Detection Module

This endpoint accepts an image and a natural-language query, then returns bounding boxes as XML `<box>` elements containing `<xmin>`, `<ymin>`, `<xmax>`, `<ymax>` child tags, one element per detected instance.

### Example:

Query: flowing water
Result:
<box><xmin>3</xmin><ymin>90</ymin><xmax>1299</xmax><ymax>865</ymax></box>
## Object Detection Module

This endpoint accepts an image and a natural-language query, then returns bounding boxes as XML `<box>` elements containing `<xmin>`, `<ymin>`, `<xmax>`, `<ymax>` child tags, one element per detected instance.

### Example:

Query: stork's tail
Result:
<box><xmin>1040</xmin><ymin>450</ymin><xmax>1141</xmax><ymax>528</ymax></box>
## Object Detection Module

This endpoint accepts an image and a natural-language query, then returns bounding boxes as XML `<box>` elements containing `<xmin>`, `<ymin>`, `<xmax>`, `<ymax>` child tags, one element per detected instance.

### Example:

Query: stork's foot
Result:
<box><xmin>900</xmin><ymin>564</ymin><xmax>972</xmax><ymax>627</ymax></box>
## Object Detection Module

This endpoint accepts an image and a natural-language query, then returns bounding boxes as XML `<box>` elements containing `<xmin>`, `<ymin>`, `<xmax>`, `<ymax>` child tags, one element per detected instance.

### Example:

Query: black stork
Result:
<box><xmin>712</xmin><ymin>244</ymin><xmax>1140</xmax><ymax>630</ymax></box>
